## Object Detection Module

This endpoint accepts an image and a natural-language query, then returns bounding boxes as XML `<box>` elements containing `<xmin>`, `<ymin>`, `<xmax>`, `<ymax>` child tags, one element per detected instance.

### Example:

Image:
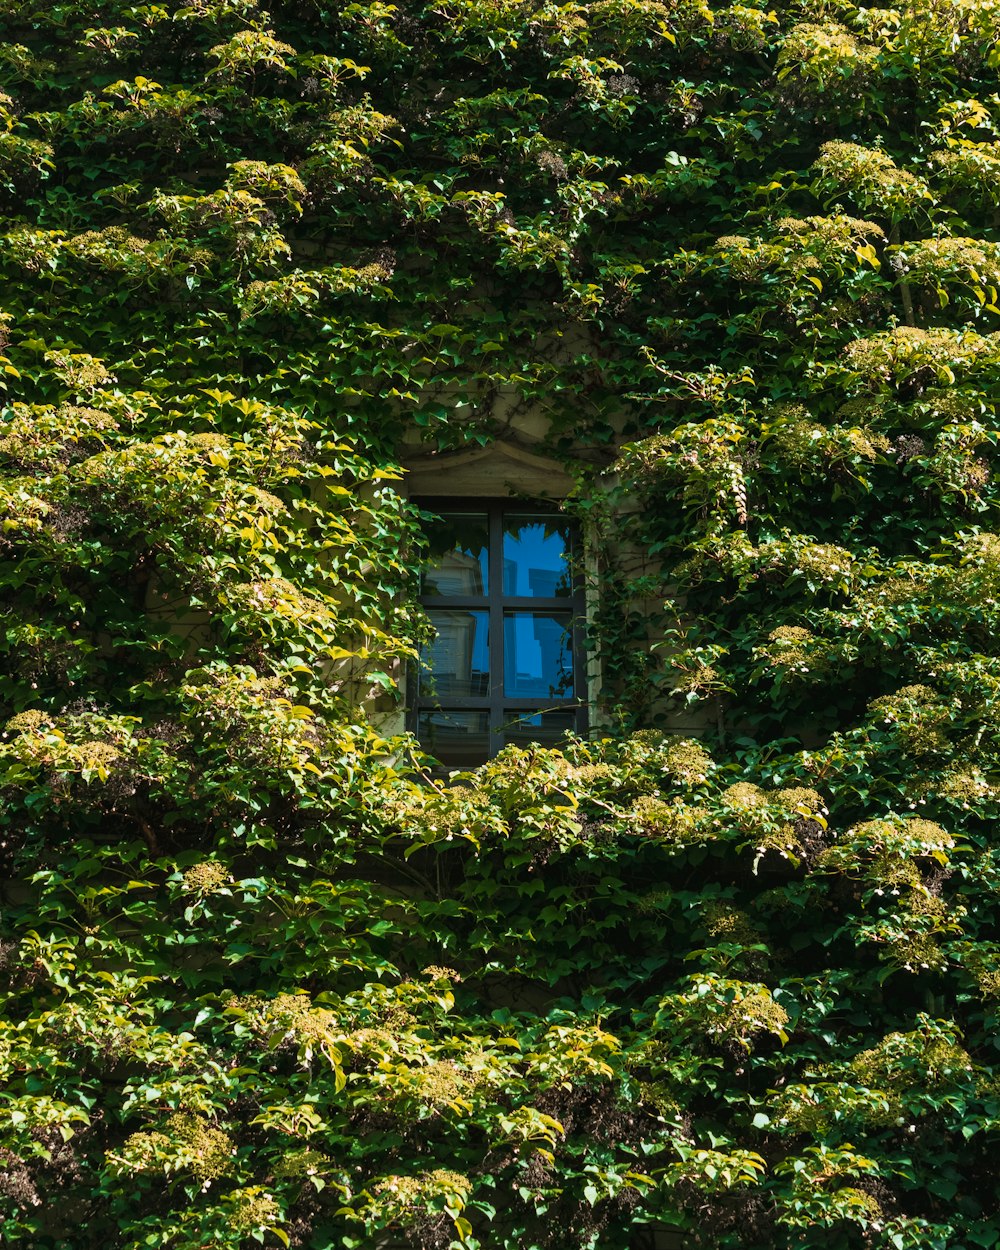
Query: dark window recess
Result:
<box><xmin>411</xmin><ymin>499</ymin><xmax>588</xmax><ymax>764</ymax></box>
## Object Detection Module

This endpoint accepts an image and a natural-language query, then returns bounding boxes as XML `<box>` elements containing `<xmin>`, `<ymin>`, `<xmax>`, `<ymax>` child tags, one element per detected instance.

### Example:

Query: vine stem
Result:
<box><xmin>890</xmin><ymin>223</ymin><xmax>916</xmax><ymax>327</ymax></box>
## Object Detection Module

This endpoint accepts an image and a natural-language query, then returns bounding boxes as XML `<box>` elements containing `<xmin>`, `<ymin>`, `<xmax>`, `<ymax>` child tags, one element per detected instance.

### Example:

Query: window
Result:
<box><xmin>411</xmin><ymin>499</ymin><xmax>588</xmax><ymax>764</ymax></box>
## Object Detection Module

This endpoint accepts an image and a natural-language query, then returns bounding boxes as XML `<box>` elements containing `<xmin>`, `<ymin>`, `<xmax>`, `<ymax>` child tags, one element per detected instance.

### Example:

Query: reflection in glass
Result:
<box><xmin>503</xmin><ymin>611</ymin><xmax>573</xmax><ymax>698</ymax></box>
<box><xmin>419</xmin><ymin>610</ymin><xmax>489</xmax><ymax>698</ymax></box>
<box><xmin>503</xmin><ymin>515</ymin><xmax>572</xmax><ymax>598</ymax></box>
<box><xmin>422</xmin><ymin>513</ymin><xmax>488</xmax><ymax>596</ymax></box>
<box><xmin>418</xmin><ymin>710</ymin><xmax>491</xmax><ymax>766</ymax></box>
<box><xmin>503</xmin><ymin>708</ymin><xmax>578</xmax><ymax>750</ymax></box>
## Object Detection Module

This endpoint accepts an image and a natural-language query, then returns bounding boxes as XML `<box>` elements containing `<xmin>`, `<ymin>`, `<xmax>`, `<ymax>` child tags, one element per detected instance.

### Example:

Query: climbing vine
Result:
<box><xmin>3</xmin><ymin>0</ymin><xmax>1000</xmax><ymax>1248</ymax></box>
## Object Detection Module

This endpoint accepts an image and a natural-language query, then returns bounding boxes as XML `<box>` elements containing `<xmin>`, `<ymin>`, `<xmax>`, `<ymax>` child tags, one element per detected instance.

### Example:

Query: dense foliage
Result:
<box><xmin>3</xmin><ymin>0</ymin><xmax>1000</xmax><ymax>1247</ymax></box>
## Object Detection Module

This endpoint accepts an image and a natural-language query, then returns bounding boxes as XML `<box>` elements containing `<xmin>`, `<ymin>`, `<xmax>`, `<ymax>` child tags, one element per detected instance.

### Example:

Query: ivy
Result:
<box><xmin>4</xmin><ymin>1</ymin><xmax>1000</xmax><ymax>1248</ymax></box>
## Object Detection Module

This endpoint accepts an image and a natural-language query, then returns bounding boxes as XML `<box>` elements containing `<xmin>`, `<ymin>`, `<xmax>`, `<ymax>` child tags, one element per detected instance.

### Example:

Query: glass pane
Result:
<box><xmin>503</xmin><ymin>708</ymin><xmax>578</xmax><ymax>750</ymax></box>
<box><xmin>502</xmin><ymin>514</ymin><xmax>572</xmax><ymax>597</ymax></box>
<box><xmin>503</xmin><ymin>611</ymin><xmax>574</xmax><ymax>698</ymax></box>
<box><xmin>418</xmin><ymin>710</ymin><xmax>491</xmax><ymax>766</ymax></box>
<box><xmin>419</xmin><ymin>610</ymin><xmax>489</xmax><ymax>698</ymax></box>
<box><xmin>422</xmin><ymin>513</ymin><xmax>488</xmax><ymax>596</ymax></box>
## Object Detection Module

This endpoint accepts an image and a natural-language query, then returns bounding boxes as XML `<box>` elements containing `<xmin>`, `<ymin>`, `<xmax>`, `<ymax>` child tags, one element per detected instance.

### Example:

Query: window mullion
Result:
<box><xmin>488</xmin><ymin>502</ymin><xmax>504</xmax><ymax>755</ymax></box>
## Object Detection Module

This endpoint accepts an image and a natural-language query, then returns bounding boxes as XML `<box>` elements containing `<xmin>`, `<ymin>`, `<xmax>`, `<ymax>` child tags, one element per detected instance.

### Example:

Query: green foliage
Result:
<box><xmin>4</xmin><ymin>0</ymin><xmax>1000</xmax><ymax>1248</ymax></box>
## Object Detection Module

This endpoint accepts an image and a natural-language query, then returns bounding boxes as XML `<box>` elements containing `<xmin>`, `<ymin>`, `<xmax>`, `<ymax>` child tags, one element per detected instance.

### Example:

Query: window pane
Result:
<box><xmin>419</xmin><ymin>610</ymin><xmax>489</xmax><ymax>698</ymax></box>
<box><xmin>422</xmin><ymin>513</ymin><xmax>488</xmax><ymax>596</ymax></box>
<box><xmin>503</xmin><ymin>708</ymin><xmax>578</xmax><ymax>750</ymax></box>
<box><xmin>418</xmin><ymin>710</ymin><xmax>491</xmax><ymax>766</ymax></box>
<box><xmin>502</xmin><ymin>514</ymin><xmax>572</xmax><ymax>597</ymax></box>
<box><xmin>503</xmin><ymin>611</ymin><xmax>574</xmax><ymax>698</ymax></box>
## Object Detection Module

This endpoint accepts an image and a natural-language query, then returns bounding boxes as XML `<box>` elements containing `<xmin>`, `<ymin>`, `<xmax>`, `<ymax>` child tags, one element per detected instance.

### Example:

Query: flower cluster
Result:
<box><xmin>843</xmin><ymin>326</ymin><xmax>1000</xmax><ymax>388</ymax></box>
<box><xmin>769</xmin><ymin>1082</ymin><xmax>901</xmax><ymax>1135</ymax></box>
<box><xmin>627</xmin><ymin>795</ymin><xmax>705</xmax><ymax>841</ymax></box>
<box><xmin>811</xmin><ymin>142</ymin><xmax>931</xmax><ymax>217</ymax></box>
<box><xmin>225</xmin><ymin>1187</ymin><xmax>283</xmax><ymax>1233</ymax></box>
<box><xmin>0</xmin><ymin>403</ymin><xmax>121</xmax><ymax>471</ymax></box>
<box><xmin>757</xmin><ymin>625</ymin><xmax>835</xmax><ymax>681</ymax></box>
<box><xmin>774</xmin><ymin>213</ymin><xmax>885</xmax><ymax>252</ymax></box>
<box><xmin>376</xmin><ymin>1059</ymin><xmax>484</xmax><ymax>1114</ymax></box>
<box><xmin>381</xmin><ymin>782</ymin><xmax>505</xmax><ymax>848</ymax></box>
<box><xmin>819</xmin><ymin>817</ymin><xmax>955</xmax><ymax>887</ymax></box>
<box><xmin>235</xmin><ymin>992</ymin><xmax>339</xmax><ymax>1055</ymax></box>
<box><xmin>609</xmin><ymin>731</ymin><xmax>713</xmax><ymax>785</ymax></box>
<box><xmin>181</xmin><ymin>861</ymin><xmax>230</xmax><ymax>894</ymax></box>
<box><xmin>617</xmin><ymin>419</ymin><xmax>749</xmax><ymax>529</ymax></box>
<box><xmin>367</xmin><ymin>1169</ymin><xmax>472</xmax><ymax>1226</ymax></box>
<box><xmin>43</xmin><ymin>349</ymin><xmax>114</xmax><ymax>394</ymax></box>
<box><xmin>762</xmin><ymin>405</ymin><xmax>889</xmax><ymax>478</ymax></box>
<box><xmin>111</xmin><ymin>1113</ymin><xmax>235</xmax><ymax>1182</ymax></box>
<box><xmin>931</xmin><ymin>142</ymin><xmax>1000</xmax><ymax>201</ymax></box>
<box><xmin>777</xmin><ymin>22</ymin><xmax>879</xmax><ymax>96</ymax></box>
<box><xmin>707</xmin><ymin>980</ymin><xmax>790</xmax><ymax>1053</ymax></box>
<box><xmin>867</xmin><ymin>685</ymin><xmax>953</xmax><ymax>755</ymax></box>
<box><xmin>897</xmin><ymin>235</ymin><xmax>1000</xmax><ymax>293</ymax></box>
<box><xmin>702</xmin><ymin>901</ymin><xmax>763</xmax><ymax>947</ymax></box>
<box><xmin>849</xmin><ymin>1021</ymin><xmax>973</xmax><ymax>1090</ymax></box>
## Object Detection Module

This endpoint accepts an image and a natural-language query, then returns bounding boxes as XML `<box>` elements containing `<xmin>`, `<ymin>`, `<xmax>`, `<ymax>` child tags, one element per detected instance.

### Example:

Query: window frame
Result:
<box><xmin>410</xmin><ymin>496</ymin><xmax>589</xmax><ymax>760</ymax></box>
